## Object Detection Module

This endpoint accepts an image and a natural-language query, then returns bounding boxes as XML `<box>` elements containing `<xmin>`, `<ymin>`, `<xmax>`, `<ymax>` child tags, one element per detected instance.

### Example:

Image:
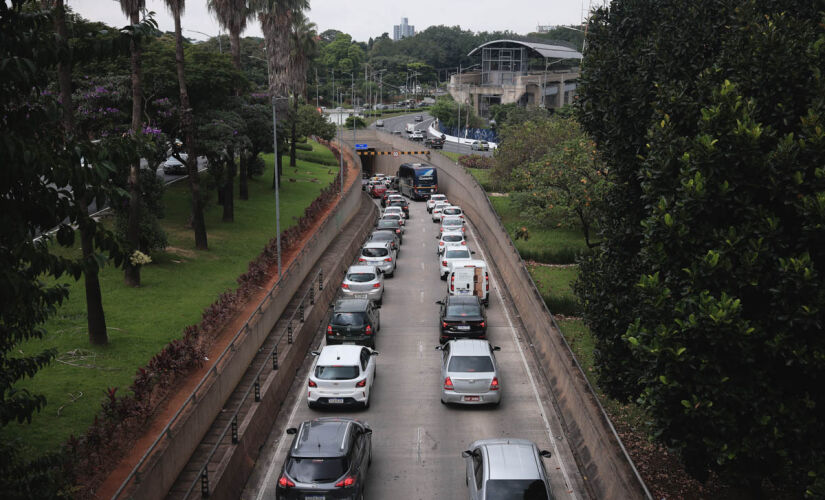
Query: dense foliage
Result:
<box><xmin>575</xmin><ymin>0</ymin><xmax>825</xmax><ymax>494</ymax></box>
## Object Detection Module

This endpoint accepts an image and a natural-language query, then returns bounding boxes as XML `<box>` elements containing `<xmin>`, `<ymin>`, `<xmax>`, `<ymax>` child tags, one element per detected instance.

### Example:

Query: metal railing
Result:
<box><xmin>182</xmin><ymin>267</ymin><xmax>325</xmax><ymax>499</ymax></box>
<box><xmin>112</xmin><ymin>144</ymin><xmax>359</xmax><ymax>500</ymax></box>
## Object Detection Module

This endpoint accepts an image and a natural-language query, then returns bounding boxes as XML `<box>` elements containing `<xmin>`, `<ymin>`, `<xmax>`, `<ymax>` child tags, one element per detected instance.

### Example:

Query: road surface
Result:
<box><xmin>372</xmin><ymin>113</ymin><xmax>494</xmax><ymax>158</ymax></box>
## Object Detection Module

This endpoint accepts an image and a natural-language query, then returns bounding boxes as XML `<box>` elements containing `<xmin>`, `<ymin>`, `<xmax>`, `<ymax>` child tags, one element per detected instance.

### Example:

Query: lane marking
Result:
<box><xmin>420</xmin><ymin>290</ymin><xmax>425</xmax><ymax>303</ymax></box>
<box><xmin>465</xmin><ymin>222</ymin><xmax>579</xmax><ymax>500</ymax></box>
<box><xmin>418</xmin><ymin>341</ymin><xmax>424</xmax><ymax>359</ymax></box>
<box><xmin>417</xmin><ymin>426</ymin><xmax>423</xmax><ymax>464</ymax></box>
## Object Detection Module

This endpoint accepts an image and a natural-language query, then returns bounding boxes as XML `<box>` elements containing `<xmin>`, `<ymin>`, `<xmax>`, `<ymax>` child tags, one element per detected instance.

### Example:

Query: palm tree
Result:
<box><xmin>48</xmin><ymin>0</ymin><xmax>110</xmax><ymax>344</ymax></box>
<box><xmin>207</xmin><ymin>0</ymin><xmax>254</xmax><ymax>76</ymax></box>
<box><xmin>255</xmin><ymin>0</ymin><xmax>309</xmax><ymax>188</ymax></box>
<box><xmin>119</xmin><ymin>0</ymin><xmax>145</xmax><ymax>286</ymax></box>
<box><xmin>164</xmin><ymin>0</ymin><xmax>208</xmax><ymax>249</ymax></box>
<box><xmin>288</xmin><ymin>11</ymin><xmax>317</xmax><ymax>167</ymax></box>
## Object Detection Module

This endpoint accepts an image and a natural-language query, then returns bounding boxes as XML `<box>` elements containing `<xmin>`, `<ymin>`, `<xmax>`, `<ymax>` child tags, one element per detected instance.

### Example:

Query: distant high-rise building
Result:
<box><xmin>393</xmin><ymin>17</ymin><xmax>415</xmax><ymax>40</ymax></box>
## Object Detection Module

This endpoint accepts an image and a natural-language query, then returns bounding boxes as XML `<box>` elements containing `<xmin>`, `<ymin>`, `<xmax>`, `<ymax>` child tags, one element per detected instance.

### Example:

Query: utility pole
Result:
<box><xmin>271</xmin><ymin>94</ymin><xmax>281</xmax><ymax>277</ymax></box>
<box><xmin>338</xmin><ymin>89</ymin><xmax>343</xmax><ymax>197</ymax></box>
<box><xmin>351</xmin><ymin>72</ymin><xmax>356</xmax><ymax>143</ymax></box>
<box><xmin>315</xmin><ymin>68</ymin><xmax>319</xmax><ymax>108</ymax></box>
<box><xmin>456</xmin><ymin>64</ymin><xmax>461</xmax><ymax>138</ymax></box>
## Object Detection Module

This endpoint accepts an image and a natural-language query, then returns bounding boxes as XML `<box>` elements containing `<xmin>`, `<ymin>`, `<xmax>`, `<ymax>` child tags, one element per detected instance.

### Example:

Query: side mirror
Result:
<box><xmin>434</xmin><ymin>345</ymin><xmax>443</xmax><ymax>350</ymax></box>
<box><xmin>435</xmin><ymin>300</ymin><xmax>443</xmax><ymax>305</ymax></box>
<box><xmin>461</xmin><ymin>450</ymin><xmax>473</xmax><ymax>458</ymax></box>
<box><xmin>286</xmin><ymin>427</ymin><xmax>298</xmax><ymax>435</ymax></box>
<box><xmin>492</xmin><ymin>346</ymin><xmax>501</xmax><ymax>352</ymax></box>
<box><xmin>371</xmin><ymin>351</ymin><xmax>380</xmax><ymax>356</ymax></box>
<box><xmin>363</xmin><ymin>428</ymin><xmax>373</xmax><ymax>435</ymax></box>
<box><xmin>435</xmin><ymin>235</ymin><xmax>440</xmax><ymax>239</ymax></box>
<box><xmin>471</xmin><ymin>251</ymin><xmax>476</xmax><ymax>254</ymax></box>
<box><xmin>311</xmin><ymin>351</ymin><xmax>320</xmax><ymax>356</ymax></box>
<box><xmin>540</xmin><ymin>450</ymin><xmax>552</xmax><ymax>458</ymax></box>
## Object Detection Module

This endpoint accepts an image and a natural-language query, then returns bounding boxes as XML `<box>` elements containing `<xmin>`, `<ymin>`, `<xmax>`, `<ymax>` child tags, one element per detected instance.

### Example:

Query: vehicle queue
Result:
<box><xmin>274</xmin><ymin>168</ymin><xmax>558</xmax><ymax>500</ymax></box>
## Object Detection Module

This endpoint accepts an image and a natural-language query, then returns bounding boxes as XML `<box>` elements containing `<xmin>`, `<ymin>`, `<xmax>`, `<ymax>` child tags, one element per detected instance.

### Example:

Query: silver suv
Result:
<box><xmin>462</xmin><ymin>438</ymin><xmax>555</xmax><ymax>499</ymax></box>
<box><xmin>358</xmin><ymin>241</ymin><xmax>396</xmax><ymax>277</ymax></box>
<box><xmin>341</xmin><ymin>265</ymin><xmax>384</xmax><ymax>306</ymax></box>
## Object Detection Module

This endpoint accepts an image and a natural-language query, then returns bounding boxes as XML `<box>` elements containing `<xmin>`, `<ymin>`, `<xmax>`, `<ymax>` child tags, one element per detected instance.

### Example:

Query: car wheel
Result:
<box><xmin>440</xmin><ymin>398</ymin><xmax>447</xmax><ymax>405</ymax></box>
<box><xmin>364</xmin><ymin>396</ymin><xmax>370</xmax><ymax>410</ymax></box>
<box><xmin>440</xmin><ymin>273</ymin><xmax>447</xmax><ymax>281</ymax></box>
<box><xmin>308</xmin><ymin>401</ymin><xmax>317</xmax><ymax>410</ymax></box>
<box><xmin>376</xmin><ymin>298</ymin><xmax>382</xmax><ymax>307</ymax></box>
<box><xmin>386</xmin><ymin>271</ymin><xmax>394</xmax><ymax>278</ymax></box>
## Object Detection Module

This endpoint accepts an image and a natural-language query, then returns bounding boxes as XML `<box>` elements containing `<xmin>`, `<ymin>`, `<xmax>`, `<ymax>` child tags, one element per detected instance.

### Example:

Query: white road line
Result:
<box><xmin>465</xmin><ymin>222</ymin><xmax>579</xmax><ymax>500</ymax></box>
<box><xmin>420</xmin><ymin>290</ymin><xmax>425</xmax><ymax>303</ymax></box>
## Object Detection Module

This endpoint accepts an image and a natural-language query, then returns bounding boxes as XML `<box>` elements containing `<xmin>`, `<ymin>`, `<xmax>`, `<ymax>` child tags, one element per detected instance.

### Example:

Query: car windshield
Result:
<box><xmin>332</xmin><ymin>312</ymin><xmax>366</xmax><ymax>326</ymax></box>
<box><xmin>315</xmin><ymin>365</ymin><xmax>360</xmax><ymax>380</ymax></box>
<box><xmin>448</xmin><ymin>356</ymin><xmax>494</xmax><ymax>372</ymax></box>
<box><xmin>444</xmin><ymin>208</ymin><xmax>461</xmax><ymax>215</ymax></box>
<box><xmin>484</xmin><ymin>479</ymin><xmax>547</xmax><ymax>499</ymax></box>
<box><xmin>445</xmin><ymin>304</ymin><xmax>481</xmax><ymax>317</ymax></box>
<box><xmin>443</xmin><ymin>235</ymin><xmax>463</xmax><ymax>242</ymax></box>
<box><xmin>377</xmin><ymin>220</ymin><xmax>399</xmax><ymax>229</ymax></box>
<box><xmin>382</xmin><ymin>215</ymin><xmax>401</xmax><ymax>221</ymax></box>
<box><xmin>445</xmin><ymin>250</ymin><xmax>470</xmax><ymax>259</ymax></box>
<box><xmin>370</xmin><ymin>232</ymin><xmax>392</xmax><ymax>242</ymax></box>
<box><xmin>362</xmin><ymin>247</ymin><xmax>389</xmax><ymax>257</ymax></box>
<box><xmin>286</xmin><ymin>457</ymin><xmax>349</xmax><ymax>483</ymax></box>
<box><xmin>347</xmin><ymin>273</ymin><xmax>376</xmax><ymax>283</ymax></box>
<box><xmin>443</xmin><ymin>218</ymin><xmax>462</xmax><ymax>225</ymax></box>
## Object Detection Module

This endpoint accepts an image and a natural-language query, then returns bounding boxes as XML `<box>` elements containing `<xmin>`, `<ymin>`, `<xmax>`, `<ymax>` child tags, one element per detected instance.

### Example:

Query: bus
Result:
<box><xmin>397</xmin><ymin>163</ymin><xmax>438</xmax><ymax>200</ymax></box>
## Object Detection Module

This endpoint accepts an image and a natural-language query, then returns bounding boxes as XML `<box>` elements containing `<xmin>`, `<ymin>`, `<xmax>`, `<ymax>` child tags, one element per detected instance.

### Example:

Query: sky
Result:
<box><xmin>68</xmin><ymin>0</ymin><xmax>590</xmax><ymax>43</ymax></box>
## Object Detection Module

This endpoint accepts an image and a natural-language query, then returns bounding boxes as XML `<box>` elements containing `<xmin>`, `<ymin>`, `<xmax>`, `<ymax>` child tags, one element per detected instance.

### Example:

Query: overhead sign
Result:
<box><xmin>355</xmin><ymin>143</ymin><xmax>368</xmax><ymax>150</ymax></box>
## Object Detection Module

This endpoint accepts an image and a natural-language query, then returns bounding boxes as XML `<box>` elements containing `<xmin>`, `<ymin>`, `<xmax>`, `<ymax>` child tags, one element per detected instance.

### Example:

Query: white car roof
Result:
<box><xmin>440</xmin><ymin>231</ymin><xmax>465</xmax><ymax>238</ymax></box>
<box><xmin>442</xmin><ymin>216</ymin><xmax>464</xmax><ymax>223</ymax></box>
<box><xmin>363</xmin><ymin>241</ymin><xmax>391</xmax><ymax>249</ymax></box>
<box><xmin>447</xmin><ymin>339</ymin><xmax>492</xmax><ymax>356</ymax></box>
<box><xmin>317</xmin><ymin>345</ymin><xmax>364</xmax><ymax>366</ymax></box>
<box><xmin>347</xmin><ymin>265</ymin><xmax>379</xmax><ymax>274</ymax></box>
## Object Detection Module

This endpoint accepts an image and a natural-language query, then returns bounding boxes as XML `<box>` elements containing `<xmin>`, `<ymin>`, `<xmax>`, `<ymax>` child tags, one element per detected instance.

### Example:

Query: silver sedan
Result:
<box><xmin>436</xmin><ymin>339</ymin><xmax>501</xmax><ymax>406</ymax></box>
<box><xmin>341</xmin><ymin>265</ymin><xmax>384</xmax><ymax>306</ymax></box>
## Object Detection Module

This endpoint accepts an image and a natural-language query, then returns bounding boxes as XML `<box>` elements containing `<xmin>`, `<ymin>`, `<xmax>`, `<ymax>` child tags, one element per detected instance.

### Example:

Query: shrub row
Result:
<box><xmin>294</xmin><ymin>141</ymin><xmax>313</xmax><ymax>151</ymax></box>
<box><xmin>66</xmin><ymin>151</ymin><xmax>345</xmax><ymax>498</ymax></box>
<box><xmin>458</xmin><ymin>154</ymin><xmax>494</xmax><ymax>169</ymax></box>
<box><xmin>518</xmin><ymin>246</ymin><xmax>587</xmax><ymax>265</ymax></box>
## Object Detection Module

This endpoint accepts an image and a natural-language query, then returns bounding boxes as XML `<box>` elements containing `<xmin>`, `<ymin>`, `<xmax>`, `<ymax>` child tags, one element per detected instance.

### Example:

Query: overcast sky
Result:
<box><xmin>68</xmin><ymin>0</ymin><xmax>590</xmax><ymax>43</ymax></box>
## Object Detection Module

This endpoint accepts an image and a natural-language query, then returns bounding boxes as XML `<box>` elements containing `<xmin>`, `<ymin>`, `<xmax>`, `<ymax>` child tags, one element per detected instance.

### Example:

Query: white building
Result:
<box><xmin>393</xmin><ymin>17</ymin><xmax>415</xmax><ymax>41</ymax></box>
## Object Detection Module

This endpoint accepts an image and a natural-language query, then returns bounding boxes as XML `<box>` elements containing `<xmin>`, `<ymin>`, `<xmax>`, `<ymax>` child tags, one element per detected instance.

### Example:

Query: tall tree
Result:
<box><xmin>118</xmin><ymin>0</ymin><xmax>145</xmax><ymax>287</ymax></box>
<box><xmin>51</xmin><ymin>0</ymin><xmax>110</xmax><ymax>344</ymax></box>
<box><xmin>164</xmin><ymin>0</ymin><xmax>208</xmax><ymax>249</ymax></box>
<box><xmin>256</xmin><ymin>0</ymin><xmax>308</xmax><ymax>188</ymax></box>
<box><xmin>288</xmin><ymin>10</ymin><xmax>316</xmax><ymax>167</ymax></box>
<box><xmin>207</xmin><ymin>0</ymin><xmax>254</xmax><ymax>76</ymax></box>
<box><xmin>576</xmin><ymin>0</ymin><xmax>825</xmax><ymax>495</ymax></box>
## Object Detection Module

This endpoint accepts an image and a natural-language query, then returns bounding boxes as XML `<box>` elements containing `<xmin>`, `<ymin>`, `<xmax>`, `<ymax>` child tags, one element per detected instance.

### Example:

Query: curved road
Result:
<box><xmin>372</xmin><ymin>113</ymin><xmax>494</xmax><ymax>158</ymax></box>
<box><xmin>241</xmin><ymin>197</ymin><xmax>585</xmax><ymax>499</ymax></box>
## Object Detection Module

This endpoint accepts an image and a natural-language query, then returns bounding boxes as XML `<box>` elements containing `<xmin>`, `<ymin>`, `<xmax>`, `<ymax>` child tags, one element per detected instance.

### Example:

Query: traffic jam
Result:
<box><xmin>273</xmin><ymin>166</ymin><xmax>558</xmax><ymax>500</ymax></box>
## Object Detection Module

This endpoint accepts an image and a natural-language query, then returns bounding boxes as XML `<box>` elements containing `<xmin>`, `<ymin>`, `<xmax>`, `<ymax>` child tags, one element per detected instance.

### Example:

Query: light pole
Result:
<box><xmin>341</xmin><ymin>72</ymin><xmax>355</xmax><ymax>143</ymax></box>
<box><xmin>186</xmin><ymin>29</ymin><xmax>221</xmax><ymax>53</ymax></box>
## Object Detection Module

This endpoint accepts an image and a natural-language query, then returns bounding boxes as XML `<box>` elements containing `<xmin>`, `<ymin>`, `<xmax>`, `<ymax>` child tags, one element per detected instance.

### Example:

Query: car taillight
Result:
<box><xmin>444</xmin><ymin>377</ymin><xmax>454</xmax><ymax>390</ymax></box>
<box><xmin>489</xmin><ymin>377</ymin><xmax>500</xmax><ymax>391</ymax></box>
<box><xmin>342</xmin><ymin>283</ymin><xmax>349</xmax><ymax>289</ymax></box>
<box><xmin>358</xmin><ymin>258</ymin><xmax>365</xmax><ymax>262</ymax></box>
<box><xmin>461</xmin><ymin>227</ymin><xmax>465</xmax><ymax>232</ymax></box>
<box><xmin>461</xmin><ymin>241</ymin><xmax>466</xmax><ymax>245</ymax></box>
<box><xmin>327</xmin><ymin>325</ymin><xmax>332</xmax><ymax>334</ymax></box>
<box><xmin>335</xmin><ymin>476</ymin><xmax>356</xmax><ymax>488</ymax></box>
<box><xmin>365</xmin><ymin>325</ymin><xmax>373</xmax><ymax>335</ymax></box>
<box><xmin>442</xmin><ymin>321</ymin><xmax>447</xmax><ymax>328</ymax></box>
<box><xmin>356</xmin><ymin>379</ymin><xmax>366</xmax><ymax>387</ymax></box>
<box><xmin>279</xmin><ymin>475</ymin><xmax>295</xmax><ymax>488</ymax></box>
<box><xmin>486</xmin><ymin>273</ymin><xmax>490</xmax><ymax>291</ymax></box>
<box><xmin>308</xmin><ymin>380</ymin><xmax>317</xmax><ymax>387</ymax></box>
<box><xmin>480</xmin><ymin>321</ymin><xmax>485</xmax><ymax>328</ymax></box>
<box><xmin>384</xmin><ymin>257</ymin><xmax>393</xmax><ymax>262</ymax></box>
<box><xmin>395</xmin><ymin>229</ymin><xmax>401</xmax><ymax>234</ymax></box>
<box><xmin>372</xmin><ymin>283</ymin><xmax>381</xmax><ymax>288</ymax></box>
<box><xmin>439</xmin><ymin>241</ymin><xmax>444</xmax><ymax>246</ymax></box>
<box><xmin>450</xmin><ymin>274</ymin><xmax>455</xmax><ymax>292</ymax></box>
<box><xmin>441</xmin><ymin>260</ymin><xmax>447</xmax><ymax>266</ymax></box>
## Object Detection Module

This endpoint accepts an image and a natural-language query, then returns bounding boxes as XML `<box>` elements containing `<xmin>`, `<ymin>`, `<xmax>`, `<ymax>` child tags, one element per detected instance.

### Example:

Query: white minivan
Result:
<box><xmin>448</xmin><ymin>259</ymin><xmax>490</xmax><ymax>306</ymax></box>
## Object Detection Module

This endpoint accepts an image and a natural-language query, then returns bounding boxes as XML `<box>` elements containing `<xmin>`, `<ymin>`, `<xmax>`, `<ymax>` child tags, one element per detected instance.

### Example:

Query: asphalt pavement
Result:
<box><xmin>372</xmin><ymin>113</ymin><xmax>494</xmax><ymax>158</ymax></box>
<box><xmin>241</xmin><ymin>197</ymin><xmax>585</xmax><ymax>499</ymax></box>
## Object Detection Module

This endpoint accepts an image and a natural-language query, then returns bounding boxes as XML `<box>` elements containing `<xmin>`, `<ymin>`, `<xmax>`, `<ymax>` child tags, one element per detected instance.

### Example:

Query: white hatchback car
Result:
<box><xmin>432</xmin><ymin>201</ymin><xmax>451</xmax><ymax>222</ymax></box>
<box><xmin>440</xmin><ymin>215</ymin><xmax>466</xmax><ymax>234</ymax></box>
<box><xmin>440</xmin><ymin>247</ymin><xmax>474</xmax><ymax>279</ymax></box>
<box><xmin>308</xmin><ymin>345</ymin><xmax>378</xmax><ymax>409</ymax></box>
<box><xmin>442</xmin><ymin>205</ymin><xmax>464</xmax><ymax>220</ymax></box>
<box><xmin>427</xmin><ymin>194</ymin><xmax>448</xmax><ymax>213</ymax></box>
<box><xmin>437</xmin><ymin>230</ymin><xmax>467</xmax><ymax>255</ymax></box>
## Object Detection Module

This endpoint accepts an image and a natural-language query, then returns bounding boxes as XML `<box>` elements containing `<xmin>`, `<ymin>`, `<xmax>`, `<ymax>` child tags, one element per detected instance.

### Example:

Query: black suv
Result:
<box><xmin>276</xmin><ymin>418</ymin><xmax>372</xmax><ymax>499</ymax></box>
<box><xmin>424</xmin><ymin>137</ymin><xmax>445</xmax><ymax>149</ymax></box>
<box><xmin>328</xmin><ymin>298</ymin><xmax>380</xmax><ymax>348</ymax></box>
<box><xmin>436</xmin><ymin>295</ymin><xmax>487</xmax><ymax>343</ymax></box>
<box><xmin>387</xmin><ymin>198</ymin><xmax>409</xmax><ymax>216</ymax></box>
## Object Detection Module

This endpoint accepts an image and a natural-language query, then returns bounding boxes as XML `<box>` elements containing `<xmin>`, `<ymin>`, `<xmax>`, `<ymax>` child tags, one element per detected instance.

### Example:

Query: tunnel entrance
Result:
<box><xmin>359</xmin><ymin>148</ymin><xmax>376</xmax><ymax>177</ymax></box>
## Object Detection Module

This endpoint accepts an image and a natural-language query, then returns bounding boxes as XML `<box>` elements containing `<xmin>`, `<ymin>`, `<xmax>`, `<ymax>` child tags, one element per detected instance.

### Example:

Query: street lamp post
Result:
<box><xmin>186</xmin><ymin>29</ymin><xmax>221</xmax><ymax>53</ymax></box>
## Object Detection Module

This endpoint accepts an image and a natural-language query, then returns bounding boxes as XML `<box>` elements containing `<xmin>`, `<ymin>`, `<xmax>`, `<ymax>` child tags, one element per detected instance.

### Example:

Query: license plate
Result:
<box><xmin>328</xmin><ymin>398</ymin><xmax>344</xmax><ymax>404</ymax></box>
<box><xmin>343</xmin><ymin>341</ymin><xmax>355</xmax><ymax>345</ymax></box>
<box><xmin>457</xmin><ymin>290</ymin><xmax>470</xmax><ymax>294</ymax></box>
<box><xmin>464</xmin><ymin>396</ymin><xmax>480</xmax><ymax>401</ymax></box>
<box><xmin>305</xmin><ymin>496</ymin><xmax>325</xmax><ymax>500</ymax></box>
<box><xmin>457</xmin><ymin>325</ymin><xmax>470</xmax><ymax>331</ymax></box>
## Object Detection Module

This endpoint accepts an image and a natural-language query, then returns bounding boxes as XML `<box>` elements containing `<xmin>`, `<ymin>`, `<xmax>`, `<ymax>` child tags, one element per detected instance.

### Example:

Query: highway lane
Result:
<box><xmin>242</xmin><ymin>197</ymin><xmax>585</xmax><ymax>499</ymax></box>
<box><xmin>373</xmin><ymin>113</ymin><xmax>494</xmax><ymax>158</ymax></box>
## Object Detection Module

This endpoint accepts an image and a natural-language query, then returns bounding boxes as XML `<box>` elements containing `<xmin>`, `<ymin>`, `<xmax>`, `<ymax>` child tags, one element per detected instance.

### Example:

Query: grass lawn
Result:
<box><xmin>466</xmin><ymin>167</ymin><xmax>492</xmax><ymax>190</ymax></box>
<box><xmin>488</xmin><ymin>196</ymin><xmax>589</xmax><ymax>264</ymax></box>
<box><xmin>2</xmin><ymin>142</ymin><xmax>338</xmax><ymax>456</ymax></box>
<box><xmin>440</xmin><ymin>151</ymin><xmax>461</xmax><ymax>162</ymax></box>
<box><xmin>527</xmin><ymin>265</ymin><xmax>581</xmax><ymax>316</ymax></box>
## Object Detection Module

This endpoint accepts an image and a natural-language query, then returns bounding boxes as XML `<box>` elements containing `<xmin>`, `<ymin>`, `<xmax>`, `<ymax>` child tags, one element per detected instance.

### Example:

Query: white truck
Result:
<box><xmin>447</xmin><ymin>259</ymin><xmax>490</xmax><ymax>306</ymax></box>
<box><xmin>405</xmin><ymin>122</ymin><xmax>416</xmax><ymax>134</ymax></box>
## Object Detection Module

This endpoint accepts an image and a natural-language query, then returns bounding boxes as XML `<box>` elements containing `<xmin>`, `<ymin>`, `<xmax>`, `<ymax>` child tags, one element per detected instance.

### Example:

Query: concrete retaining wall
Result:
<box><xmin>123</xmin><ymin>146</ymin><xmax>365</xmax><ymax>500</ymax></box>
<box><xmin>372</xmin><ymin>131</ymin><xmax>651</xmax><ymax>500</ymax></box>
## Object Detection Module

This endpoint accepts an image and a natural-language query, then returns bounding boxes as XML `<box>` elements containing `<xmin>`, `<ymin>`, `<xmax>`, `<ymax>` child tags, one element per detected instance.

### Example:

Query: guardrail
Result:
<box><xmin>112</xmin><ymin>145</ymin><xmax>360</xmax><ymax>500</ymax></box>
<box><xmin>181</xmin><ymin>268</ymin><xmax>325</xmax><ymax>498</ymax></box>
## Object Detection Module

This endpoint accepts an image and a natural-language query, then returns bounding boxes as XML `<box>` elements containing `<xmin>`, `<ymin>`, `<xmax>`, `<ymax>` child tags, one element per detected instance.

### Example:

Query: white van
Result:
<box><xmin>405</xmin><ymin>123</ymin><xmax>416</xmax><ymax>134</ymax></box>
<box><xmin>448</xmin><ymin>259</ymin><xmax>490</xmax><ymax>306</ymax></box>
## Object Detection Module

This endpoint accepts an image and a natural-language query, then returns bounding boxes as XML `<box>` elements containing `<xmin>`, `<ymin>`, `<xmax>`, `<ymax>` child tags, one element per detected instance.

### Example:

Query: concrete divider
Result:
<box><xmin>371</xmin><ymin>130</ymin><xmax>652</xmax><ymax>500</ymax></box>
<box><xmin>119</xmin><ymin>145</ymin><xmax>366</xmax><ymax>500</ymax></box>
